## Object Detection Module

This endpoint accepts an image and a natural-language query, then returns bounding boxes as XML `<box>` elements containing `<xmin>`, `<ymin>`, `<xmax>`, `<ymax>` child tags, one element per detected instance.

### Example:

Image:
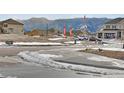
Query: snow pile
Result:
<box><xmin>13</xmin><ymin>42</ymin><xmax>63</xmax><ymax>46</ymax></box>
<box><xmin>18</xmin><ymin>51</ymin><xmax>123</xmax><ymax>75</ymax></box>
<box><xmin>18</xmin><ymin>51</ymin><xmax>63</xmax><ymax>67</ymax></box>
<box><xmin>48</xmin><ymin>38</ymin><xmax>63</xmax><ymax>41</ymax></box>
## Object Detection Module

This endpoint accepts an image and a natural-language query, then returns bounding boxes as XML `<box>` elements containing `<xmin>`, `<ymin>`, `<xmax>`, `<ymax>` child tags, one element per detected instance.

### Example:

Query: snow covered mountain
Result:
<box><xmin>20</xmin><ymin>17</ymin><xmax>110</xmax><ymax>32</ymax></box>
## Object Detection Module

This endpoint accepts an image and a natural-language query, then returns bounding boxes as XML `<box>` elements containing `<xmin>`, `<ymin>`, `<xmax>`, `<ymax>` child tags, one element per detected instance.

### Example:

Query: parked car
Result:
<box><xmin>5</xmin><ymin>40</ymin><xmax>13</xmax><ymax>45</ymax></box>
<box><xmin>77</xmin><ymin>36</ymin><xmax>88</xmax><ymax>40</ymax></box>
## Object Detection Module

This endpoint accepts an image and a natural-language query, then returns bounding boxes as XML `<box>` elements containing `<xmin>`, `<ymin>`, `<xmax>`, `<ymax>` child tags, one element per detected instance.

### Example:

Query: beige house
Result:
<box><xmin>0</xmin><ymin>19</ymin><xmax>24</xmax><ymax>34</ymax></box>
<box><xmin>97</xmin><ymin>18</ymin><xmax>124</xmax><ymax>39</ymax></box>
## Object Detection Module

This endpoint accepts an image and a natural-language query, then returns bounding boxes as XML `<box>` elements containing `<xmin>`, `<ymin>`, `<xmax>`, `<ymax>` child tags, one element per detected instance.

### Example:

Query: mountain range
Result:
<box><xmin>20</xmin><ymin>17</ymin><xmax>110</xmax><ymax>32</ymax></box>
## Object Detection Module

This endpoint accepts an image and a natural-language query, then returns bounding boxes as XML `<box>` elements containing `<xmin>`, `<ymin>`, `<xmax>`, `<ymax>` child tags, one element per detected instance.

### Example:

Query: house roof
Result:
<box><xmin>0</xmin><ymin>19</ymin><xmax>24</xmax><ymax>25</ymax></box>
<box><xmin>105</xmin><ymin>18</ymin><xmax>124</xmax><ymax>24</ymax></box>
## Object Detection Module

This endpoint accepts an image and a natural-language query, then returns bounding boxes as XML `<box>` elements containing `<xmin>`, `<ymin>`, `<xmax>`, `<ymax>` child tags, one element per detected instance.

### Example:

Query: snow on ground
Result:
<box><xmin>48</xmin><ymin>38</ymin><xmax>64</xmax><ymax>41</ymax></box>
<box><xmin>0</xmin><ymin>42</ymin><xmax>5</xmax><ymax>45</ymax></box>
<box><xmin>0</xmin><ymin>45</ymin><xmax>15</xmax><ymax>48</ymax></box>
<box><xmin>88</xmin><ymin>56</ymin><xmax>115</xmax><ymax>62</ymax></box>
<box><xmin>102</xmin><ymin>43</ymin><xmax>123</xmax><ymax>48</ymax></box>
<box><xmin>102</xmin><ymin>39</ymin><xmax>122</xmax><ymax>44</ymax></box>
<box><xmin>64</xmin><ymin>41</ymin><xmax>82</xmax><ymax>44</ymax></box>
<box><xmin>87</xmin><ymin>56</ymin><xmax>123</xmax><ymax>67</ymax></box>
<box><xmin>101</xmin><ymin>48</ymin><xmax>124</xmax><ymax>51</ymax></box>
<box><xmin>13</xmin><ymin>42</ymin><xmax>63</xmax><ymax>46</ymax></box>
<box><xmin>0</xmin><ymin>73</ymin><xmax>5</xmax><ymax>78</ymax></box>
<box><xmin>0</xmin><ymin>73</ymin><xmax>16</xmax><ymax>78</ymax></box>
<box><xmin>0</xmin><ymin>41</ymin><xmax>64</xmax><ymax>47</ymax></box>
<box><xmin>18</xmin><ymin>51</ymin><xmax>124</xmax><ymax>75</ymax></box>
<box><xmin>92</xmin><ymin>47</ymin><xmax>124</xmax><ymax>52</ymax></box>
<box><xmin>0</xmin><ymin>42</ymin><xmax>62</xmax><ymax>46</ymax></box>
<box><xmin>0</xmin><ymin>42</ymin><xmax>13</xmax><ymax>48</ymax></box>
<box><xmin>88</xmin><ymin>40</ymin><xmax>124</xmax><ymax>51</ymax></box>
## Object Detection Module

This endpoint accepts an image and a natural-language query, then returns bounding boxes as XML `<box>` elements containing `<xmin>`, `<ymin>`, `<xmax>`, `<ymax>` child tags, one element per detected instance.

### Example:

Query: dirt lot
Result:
<box><xmin>81</xmin><ymin>49</ymin><xmax>124</xmax><ymax>60</ymax></box>
<box><xmin>0</xmin><ymin>34</ymin><xmax>71</xmax><ymax>43</ymax></box>
<box><xmin>0</xmin><ymin>34</ymin><xmax>49</xmax><ymax>42</ymax></box>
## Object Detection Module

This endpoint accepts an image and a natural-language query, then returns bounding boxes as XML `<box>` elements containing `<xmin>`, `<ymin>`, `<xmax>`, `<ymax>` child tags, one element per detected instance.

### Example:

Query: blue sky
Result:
<box><xmin>0</xmin><ymin>14</ymin><xmax>124</xmax><ymax>20</ymax></box>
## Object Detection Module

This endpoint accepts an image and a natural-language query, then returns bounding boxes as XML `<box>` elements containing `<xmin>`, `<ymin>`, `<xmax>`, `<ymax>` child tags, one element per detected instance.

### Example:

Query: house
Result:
<box><xmin>97</xmin><ymin>18</ymin><xmax>124</xmax><ymax>39</ymax></box>
<box><xmin>0</xmin><ymin>19</ymin><xmax>24</xmax><ymax>34</ymax></box>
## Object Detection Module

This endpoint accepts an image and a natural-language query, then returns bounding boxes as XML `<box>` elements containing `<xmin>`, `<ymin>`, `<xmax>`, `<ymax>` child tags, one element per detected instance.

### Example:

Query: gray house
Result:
<box><xmin>0</xmin><ymin>19</ymin><xmax>24</xmax><ymax>34</ymax></box>
<box><xmin>97</xmin><ymin>18</ymin><xmax>124</xmax><ymax>39</ymax></box>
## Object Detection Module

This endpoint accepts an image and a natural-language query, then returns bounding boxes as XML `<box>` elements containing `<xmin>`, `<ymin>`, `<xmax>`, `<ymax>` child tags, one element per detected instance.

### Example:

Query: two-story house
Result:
<box><xmin>0</xmin><ymin>19</ymin><xmax>24</xmax><ymax>34</ymax></box>
<box><xmin>97</xmin><ymin>18</ymin><xmax>124</xmax><ymax>39</ymax></box>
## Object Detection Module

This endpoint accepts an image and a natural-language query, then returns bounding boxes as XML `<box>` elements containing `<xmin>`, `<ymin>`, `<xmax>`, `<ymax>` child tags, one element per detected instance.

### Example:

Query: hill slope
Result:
<box><xmin>21</xmin><ymin>17</ymin><xmax>110</xmax><ymax>32</ymax></box>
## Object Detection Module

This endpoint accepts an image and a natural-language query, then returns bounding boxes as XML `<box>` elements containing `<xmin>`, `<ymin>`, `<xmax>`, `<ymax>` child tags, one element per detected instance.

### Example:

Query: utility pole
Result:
<box><xmin>57</xmin><ymin>24</ymin><xmax>60</xmax><ymax>36</ymax></box>
<box><xmin>46</xmin><ymin>23</ymin><xmax>48</xmax><ymax>38</ymax></box>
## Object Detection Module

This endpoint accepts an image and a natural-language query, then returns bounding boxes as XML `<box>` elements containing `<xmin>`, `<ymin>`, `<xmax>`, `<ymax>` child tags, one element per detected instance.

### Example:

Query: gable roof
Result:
<box><xmin>1</xmin><ymin>19</ymin><xmax>24</xmax><ymax>25</ymax></box>
<box><xmin>105</xmin><ymin>18</ymin><xmax>124</xmax><ymax>24</ymax></box>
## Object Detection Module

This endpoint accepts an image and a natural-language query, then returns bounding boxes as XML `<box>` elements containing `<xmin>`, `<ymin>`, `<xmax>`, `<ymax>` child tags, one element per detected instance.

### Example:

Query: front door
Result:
<box><xmin>117</xmin><ymin>32</ymin><xmax>121</xmax><ymax>39</ymax></box>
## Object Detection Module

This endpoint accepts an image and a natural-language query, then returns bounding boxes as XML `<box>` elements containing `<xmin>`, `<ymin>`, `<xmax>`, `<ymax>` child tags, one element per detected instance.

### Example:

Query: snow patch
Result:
<box><xmin>48</xmin><ymin>38</ymin><xmax>63</xmax><ymax>41</ymax></box>
<box><xmin>18</xmin><ymin>51</ymin><xmax>123</xmax><ymax>75</ymax></box>
<box><xmin>0</xmin><ymin>42</ymin><xmax>5</xmax><ymax>45</ymax></box>
<box><xmin>92</xmin><ymin>48</ymin><xmax>124</xmax><ymax>52</ymax></box>
<box><xmin>0</xmin><ymin>73</ymin><xmax>16</xmax><ymax>78</ymax></box>
<box><xmin>101</xmin><ymin>48</ymin><xmax>124</xmax><ymax>51</ymax></box>
<box><xmin>6</xmin><ymin>76</ymin><xmax>17</xmax><ymax>78</ymax></box>
<box><xmin>0</xmin><ymin>73</ymin><xmax>5</xmax><ymax>78</ymax></box>
<box><xmin>87</xmin><ymin>56</ymin><xmax>124</xmax><ymax>68</ymax></box>
<box><xmin>64</xmin><ymin>41</ymin><xmax>81</xmax><ymax>44</ymax></box>
<box><xmin>18</xmin><ymin>51</ymin><xmax>63</xmax><ymax>66</ymax></box>
<box><xmin>13</xmin><ymin>42</ymin><xmax>62</xmax><ymax>46</ymax></box>
<box><xmin>88</xmin><ymin>56</ymin><xmax>114</xmax><ymax>62</ymax></box>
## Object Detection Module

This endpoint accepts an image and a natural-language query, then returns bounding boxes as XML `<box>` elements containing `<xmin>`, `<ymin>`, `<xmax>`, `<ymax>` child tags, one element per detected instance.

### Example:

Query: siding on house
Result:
<box><xmin>0</xmin><ymin>19</ymin><xmax>24</xmax><ymax>34</ymax></box>
<box><xmin>97</xmin><ymin>18</ymin><xmax>124</xmax><ymax>39</ymax></box>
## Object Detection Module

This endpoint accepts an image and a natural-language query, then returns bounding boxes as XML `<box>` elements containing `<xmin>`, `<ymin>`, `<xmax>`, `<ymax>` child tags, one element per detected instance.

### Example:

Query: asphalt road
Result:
<box><xmin>0</xmin><ymin>45</ymin><xmax>124</xmax><ymax>78</ymax></box>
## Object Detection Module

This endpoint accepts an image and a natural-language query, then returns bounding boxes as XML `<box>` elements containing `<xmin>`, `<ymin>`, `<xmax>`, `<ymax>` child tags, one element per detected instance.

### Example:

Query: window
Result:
<box><xmin>3</xmin><ymin>23</ymin><xmax>8</xmax><ymax>27</ymax></box>
<box><xmin>106</xmin><ymin>25</ymin><xmax>110</xmax><ymax>29</ymax></box>
<box><xmin>112</xmin><ymin>25</ymin><xmax>116</xmax><ymax>29</ymax></box>
<box><xmin>104</xmin><ymin>33</ymin><xmax>115</xmax><ymax>39</ymax></box>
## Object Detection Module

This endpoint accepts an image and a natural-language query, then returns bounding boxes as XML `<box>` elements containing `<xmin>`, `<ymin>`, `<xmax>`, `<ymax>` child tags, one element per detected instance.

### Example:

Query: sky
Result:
<box><xmin>0</xmin><ymin>14</ymin><xmax>124</xmax><ymax>20</ymax></box>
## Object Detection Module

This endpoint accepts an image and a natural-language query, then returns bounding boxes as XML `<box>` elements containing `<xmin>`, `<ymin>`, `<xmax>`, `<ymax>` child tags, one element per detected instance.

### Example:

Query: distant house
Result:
<box><xmin>0</xmin><ymin>19</ymin><xmax>24</xmax><ymax>34</ymax></box>
<box><xmin>97</xmin><ymin>18</ymin><xmax>124</xmax><ymax>39</ymax></box>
